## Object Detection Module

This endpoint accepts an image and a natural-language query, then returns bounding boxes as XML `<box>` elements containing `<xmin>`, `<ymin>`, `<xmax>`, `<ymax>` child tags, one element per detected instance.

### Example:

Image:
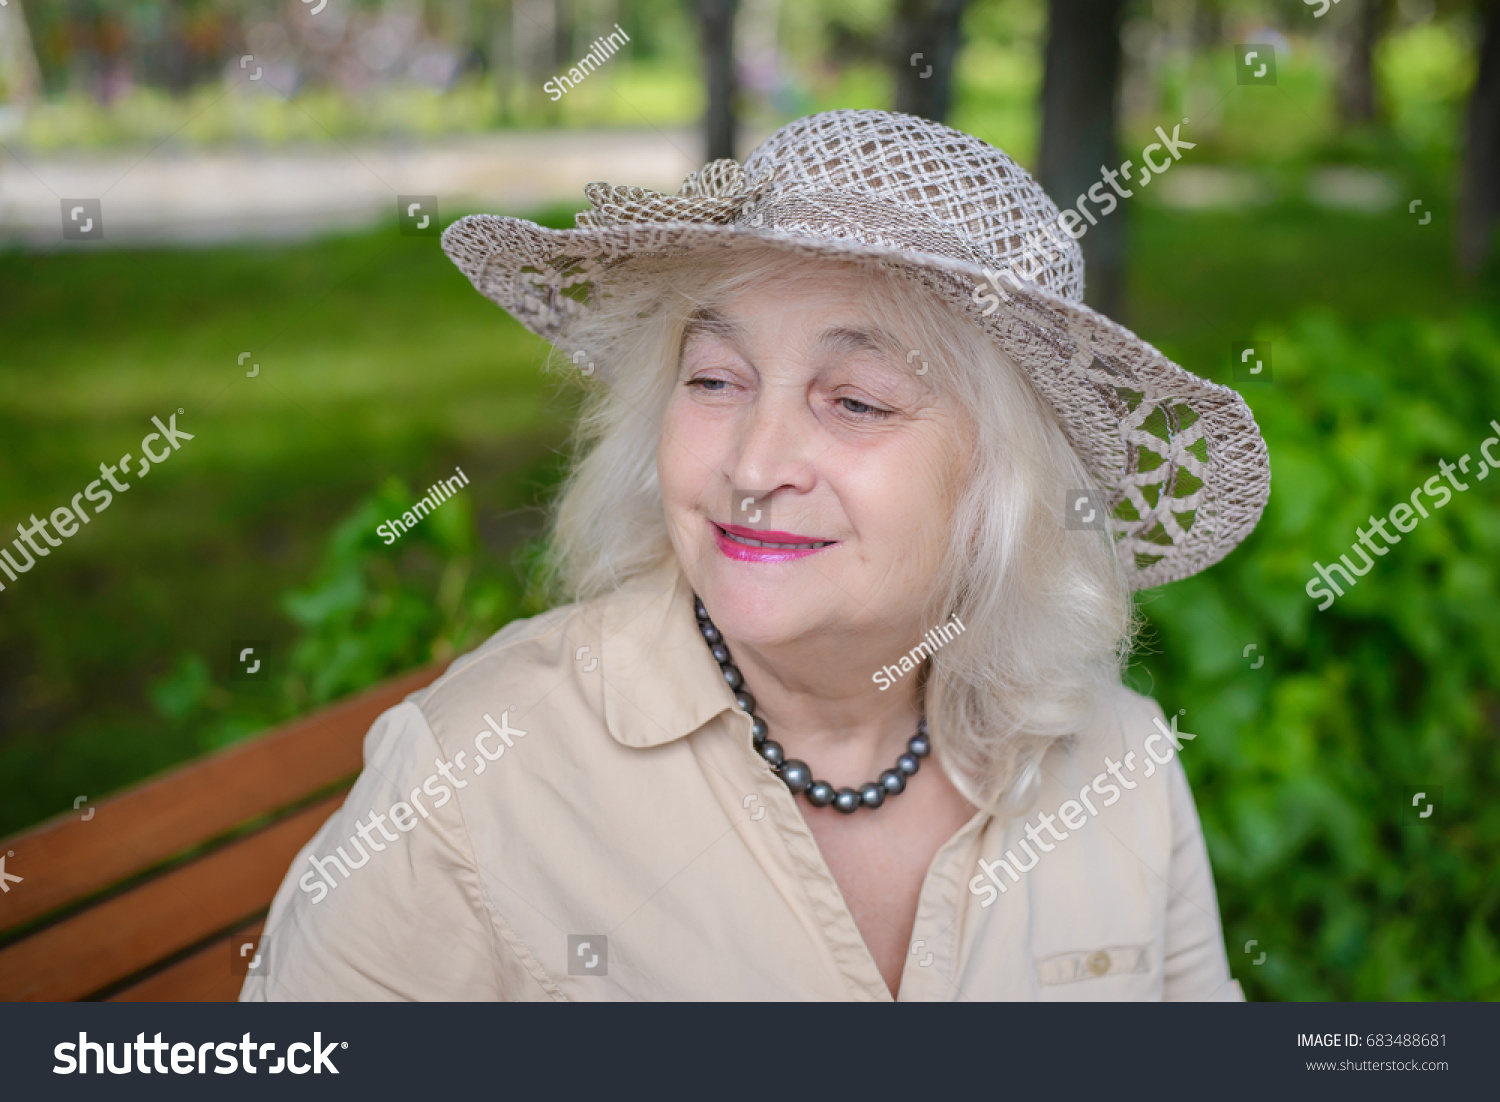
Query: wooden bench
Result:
<box><xmin>0</xmin><ymin>665</ymin><xmax>443</xmax><ymax>1001</ymax></box>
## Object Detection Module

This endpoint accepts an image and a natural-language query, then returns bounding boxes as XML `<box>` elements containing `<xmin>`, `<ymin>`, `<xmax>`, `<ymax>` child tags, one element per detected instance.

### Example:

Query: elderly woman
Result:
<box><xmin>242</xmin><ymin>110</ymin><xmax>1267</xmax><ymax>1001</ymax></box>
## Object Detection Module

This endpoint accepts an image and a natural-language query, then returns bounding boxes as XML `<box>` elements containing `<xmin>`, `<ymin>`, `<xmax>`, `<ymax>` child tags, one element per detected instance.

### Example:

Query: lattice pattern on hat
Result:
<box><xmin>741</xmin><ymin>109</ymin><xmax>1086</xmax><ymax>302</ymax></box>
<box><xmin>439</xmin><ymin>110</ymin><xmax>1270</xmax><ymax>589</ymax></box>
<box><xmin>1037</xmin><ymin>306</ymin><xmax>1267</xmax><ymax>587</ymax></box>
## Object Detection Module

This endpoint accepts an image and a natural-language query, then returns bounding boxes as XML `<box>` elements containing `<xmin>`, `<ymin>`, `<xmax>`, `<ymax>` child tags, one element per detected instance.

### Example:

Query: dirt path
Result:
<box><xmin>0</xmin><ymin>127</ymin><xmax>706</xmax><ymax>248</ymax></box>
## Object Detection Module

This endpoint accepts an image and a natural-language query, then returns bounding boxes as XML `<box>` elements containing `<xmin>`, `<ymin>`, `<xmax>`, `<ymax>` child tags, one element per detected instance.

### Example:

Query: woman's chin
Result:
<box><xmin>693</xmin><ymin>573</ymin><xmax>829</xmax><ymax>646</ymax></box>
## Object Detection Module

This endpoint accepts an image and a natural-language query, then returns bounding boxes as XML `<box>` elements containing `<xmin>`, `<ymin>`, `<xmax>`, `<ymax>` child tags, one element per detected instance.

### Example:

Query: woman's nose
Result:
<box><xmin>729</xmin><ymin>384</ymin><xmax>818</xmax><ymax>498</ymax></box>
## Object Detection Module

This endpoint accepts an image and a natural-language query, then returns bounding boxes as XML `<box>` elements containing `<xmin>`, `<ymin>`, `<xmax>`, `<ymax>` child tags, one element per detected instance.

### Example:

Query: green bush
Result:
<box><xmin>1129</xmin><ymin>306</ymin><xmax>1500</xmax><ymax>1000</ymax></box>
<box><xmin>149</xmin><ymin>477</ymin><xmax>535</xmax><ymax>751</ymax></box>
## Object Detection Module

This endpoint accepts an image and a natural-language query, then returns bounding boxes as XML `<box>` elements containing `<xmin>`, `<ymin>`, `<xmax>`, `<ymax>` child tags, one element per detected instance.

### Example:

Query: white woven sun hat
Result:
<box><xmin>441</xmin><ymin>109</ymin><xmax>1270</xmax><ymax>589</ymax></box>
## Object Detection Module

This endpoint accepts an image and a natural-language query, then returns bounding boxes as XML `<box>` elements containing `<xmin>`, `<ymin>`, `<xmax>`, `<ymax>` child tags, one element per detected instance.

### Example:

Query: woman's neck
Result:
<box><xmin>719</xmin><ymin>629</ymin><xmax>926</xmax><ymax>785</ymax></box>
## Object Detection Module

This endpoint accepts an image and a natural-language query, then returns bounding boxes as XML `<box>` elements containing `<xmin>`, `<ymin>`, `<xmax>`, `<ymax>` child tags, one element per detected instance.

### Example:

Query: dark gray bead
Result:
<box><xmin>722</xmin><ymin>665</ymin><xmax>743</xmax><ymax>690</ymax></box>
<box><xmin>909</xmin><ymin>731</ymin><xmax>930</xmax><ymax>758</ymax></box>
<box><xmin>694</xmin><ymin>597</ymin><xmax>710</xmax><ymax>620</ymax></box>
<box><xmin>833</xmin><ymin>788</ymin><xmax>861</xmax><ymax>814</ymax></box>
<box><xmin>734</xmin><ymin>691</ymin><xmax>756</xmax><ymax>713</ymax></box>
<box><xmin>710</xmin><ymin>643</ymin><xmax>731</xmax><ymax>664</ymax></box>
<box><xmin>896</xmin><ymin>752</ymin><xmax>920</xmax><ymax>776</ymax></box>
<box><xmin>750</xmin><ymin>716</ymin><xmax>769</xmax><ymax>745</ymax></box>
<box><xmin>859</xmin><ymin>783</ymin><xmax>885</xmax><ymax>809</ymax></box>
<box><xmin>806</xmin><ymin>781</ymin><xmax>835</xmax><ymax>808</ymax></box>
<box><xmin>780</xmin><ymin>760</ymin><xmax>812</xmax><ymax>793</ymax></box>
<box><xmin>759</xmin><ymin>740</ymin><xmax>785</xmax><ymax>767</ymax></box>
<box><xmin>699</xmin><ymin>622</ymin><xmax>721</xmax><ymax>644</ymax></box>
<box><xmin>880</xmin><ymin>769</ymin><xmax>906</xmax><ymax>796</ymax></box>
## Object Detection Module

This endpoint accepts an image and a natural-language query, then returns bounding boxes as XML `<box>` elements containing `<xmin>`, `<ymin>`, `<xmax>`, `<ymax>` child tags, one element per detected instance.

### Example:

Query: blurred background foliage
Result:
<box><xmin>2</xmin><ymin>0</ymin><xmax>1498</xmax><ymax>1001</ymax></box>
<box><xmin>1128</xmin><ymin>305</ymin><xmax>1500</xmax><ymax>1000</ymax></box>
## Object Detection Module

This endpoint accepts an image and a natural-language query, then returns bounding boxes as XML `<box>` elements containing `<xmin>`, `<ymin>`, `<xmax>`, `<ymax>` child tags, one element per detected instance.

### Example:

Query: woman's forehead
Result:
<box><xmin>684</xmin><ymin>304</ymin><xmax>903</xmax><ymax>358</ymax></box>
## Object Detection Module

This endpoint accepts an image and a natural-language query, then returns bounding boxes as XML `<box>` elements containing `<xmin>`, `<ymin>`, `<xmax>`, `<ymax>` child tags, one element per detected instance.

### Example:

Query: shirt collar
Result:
<box><xmin>601</xmin><ymin>559</ymin><xmax>744</xmax><ymax>749</ymax></box>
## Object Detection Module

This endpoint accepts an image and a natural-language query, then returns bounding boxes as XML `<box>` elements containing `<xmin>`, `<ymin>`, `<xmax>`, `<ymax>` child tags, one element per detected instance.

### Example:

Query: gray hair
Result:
<box><xmin>541</xmin><ymin>243</ymin><xmax>1135</xmax><ymax>810</ymax></box>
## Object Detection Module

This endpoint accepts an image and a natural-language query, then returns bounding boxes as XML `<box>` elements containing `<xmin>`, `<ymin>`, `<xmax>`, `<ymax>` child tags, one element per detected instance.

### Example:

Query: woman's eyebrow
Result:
<box><xmin>682</xmin><ymin>307</ymin><xmax>745</xmax><ymax>343</ymax></box>
<box><xmin>819</xmin><ymin>325</ymin><xmax>902</xmax><ymax>359</ymax></box>
<box><xmin>682</xmin><ymin>312</ymin><xmax>902</xmax><ymax>361</ymax></box>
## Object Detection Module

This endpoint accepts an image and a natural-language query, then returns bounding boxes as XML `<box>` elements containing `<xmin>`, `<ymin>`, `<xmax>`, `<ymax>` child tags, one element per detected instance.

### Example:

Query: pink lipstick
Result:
<box><xmin>711</xmin><ymin>520</ymin><xmax>837</xmax><ymax>562</ymax></box>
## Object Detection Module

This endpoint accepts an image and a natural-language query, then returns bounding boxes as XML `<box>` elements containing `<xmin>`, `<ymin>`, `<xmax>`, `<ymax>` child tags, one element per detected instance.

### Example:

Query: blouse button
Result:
<box><xmin>1086</xmin><ymin>950</ymin><xmax>1111</xmax><ymax>976</ymax></box>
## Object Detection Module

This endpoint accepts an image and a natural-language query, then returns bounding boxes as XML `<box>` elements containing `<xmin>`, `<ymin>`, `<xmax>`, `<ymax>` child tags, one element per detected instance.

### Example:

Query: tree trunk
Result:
<box><xmin>892</xmin><ymin>0</ymin><xmax>970</xmax><ymax>122</ymax></box>
<box><xmin>1038</xmin><ymin>0</ymin><xmax>1128</xmax><ymax>318</ymax></box>
<box><xmin>1461</xmin><ymin>0</ymin><xmax>1500</xmax><ymax>273</ymax></box>
<box><xmin>1335</xmin><ymin>0</ymin><xmax>1384</xmax><ymax>125</ymax></box>
<box><xmin>0</xmin><ymin>0</ymin><xmax>45</xmax><ymax>107</ymax></box>
<box><xmin>159</xmin><ymin>0</ymin><xmax>193</xmax><ymax>95</ymax></box>
<box><xmin>555</xmin><ymin>0</ymin><xmax>573</xmax><ymax>72</ymax></box>
<box><xmin>697</xmin><ymin>0</ymin><xmax>739</xmax><ymax>162</ymax></box>
<box><xmin>513</xmin><ymin>0</ymin><xmax>559</xmax><ymax>117</ymax></box>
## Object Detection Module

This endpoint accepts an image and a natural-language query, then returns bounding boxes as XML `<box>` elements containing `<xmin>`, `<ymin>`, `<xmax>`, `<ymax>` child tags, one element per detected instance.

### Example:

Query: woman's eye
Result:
<box><xmin>688</xmin><ymin>377</ymin><xmax>732</xmax><ymax>391</ymax></box>
<box><xmin>838</xmin><ymin>396</ymin><xmax>891</xmax><ymax>417</ymax></box>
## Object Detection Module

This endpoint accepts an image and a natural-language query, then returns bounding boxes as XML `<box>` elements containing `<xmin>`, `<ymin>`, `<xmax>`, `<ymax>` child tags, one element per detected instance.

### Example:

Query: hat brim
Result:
<box><xmin>441</xmin><ymin>213</ymin><xmax>1269</xmax><ymax>590</ymax></box>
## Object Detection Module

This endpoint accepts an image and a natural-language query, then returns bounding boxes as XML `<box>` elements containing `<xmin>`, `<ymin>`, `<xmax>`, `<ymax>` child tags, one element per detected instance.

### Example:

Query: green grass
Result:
<box><xmin>1129</xmin><ymin>194</ymin><xmax>1465</xmax><ymax>378</ymax></box>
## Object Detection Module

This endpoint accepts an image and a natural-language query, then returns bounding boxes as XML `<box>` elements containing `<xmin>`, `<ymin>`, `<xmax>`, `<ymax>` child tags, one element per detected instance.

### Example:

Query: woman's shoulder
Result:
<box><xmin>433</xmin><ymin>600</ymin><xmax>592</xmax><ymax>694</ymax></box>
<box><xmin>1077</xmin><ymin>682</ymin><xmax>1181</xmax><ymax>761</ymax></box>
<box><xmin>1031</xmin><ymin>681</ymin><xmax>1193</xmax><ymax>824</ymax></box>
<box><xmin>374</xmin><ymin>565</ymin><xmax>687</xmax><ymax>772</ymax></box>
<box><xmin>409</xmin><ymin>591</ymin><xmax>611</xmax><ymax>743</ymax></box>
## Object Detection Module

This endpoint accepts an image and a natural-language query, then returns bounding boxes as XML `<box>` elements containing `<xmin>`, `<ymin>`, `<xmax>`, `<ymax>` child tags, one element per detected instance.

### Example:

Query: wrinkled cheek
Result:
<box><xmin>658</xmin><ymin>408</ymin><xmax>717</xmax><ymax>532</ymax></box>
<box><xmin>900</xmin><ymin>457</ymin><xmax>966</xmax><ymax>579</ymax></box>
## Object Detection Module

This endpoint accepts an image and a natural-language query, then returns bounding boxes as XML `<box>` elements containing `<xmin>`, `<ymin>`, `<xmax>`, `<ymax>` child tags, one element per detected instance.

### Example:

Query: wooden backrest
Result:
<box><xmin>0</xmin><ymin>664</ymin><xmax>444</xmax><ymax>1001</ymax></box>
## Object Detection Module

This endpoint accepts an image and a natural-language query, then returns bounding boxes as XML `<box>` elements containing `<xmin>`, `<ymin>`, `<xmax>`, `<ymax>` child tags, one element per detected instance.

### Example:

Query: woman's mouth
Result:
<box><xmin>712</xmin><ymin>521</ymin><xmax>837</xmax><ymax>561</ymax></box>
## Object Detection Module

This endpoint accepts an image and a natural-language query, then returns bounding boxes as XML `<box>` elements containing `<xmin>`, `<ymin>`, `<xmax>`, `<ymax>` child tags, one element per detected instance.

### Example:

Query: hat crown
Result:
<box><xmin>741</xmin><ymin>110</ymin><xmax>1085</xmax><ymax>302</ymax></box>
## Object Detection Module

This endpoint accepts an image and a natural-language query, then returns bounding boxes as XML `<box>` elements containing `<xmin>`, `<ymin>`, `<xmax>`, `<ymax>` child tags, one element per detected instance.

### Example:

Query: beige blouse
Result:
<box><xmin>241</xmin><ymin>562</ymin><xmax>1243</xmax><ymax>1001</ymax></box>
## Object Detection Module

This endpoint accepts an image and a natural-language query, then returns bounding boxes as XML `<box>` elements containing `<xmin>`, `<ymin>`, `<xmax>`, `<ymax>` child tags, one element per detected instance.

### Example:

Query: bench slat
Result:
<box><xmin>0</xmin><ymin>664</ymin><xmax>441</xmax><ymax>936</ymax></box>
<box><xmin>0</xmin><ymin>794</ymin><xmax>342</xmax><ymax>1001</ymax></box>
<box><xmin>108</xmin><ymin>920</ymin><xmax>266</xmax><ymax>1003</ymax></box>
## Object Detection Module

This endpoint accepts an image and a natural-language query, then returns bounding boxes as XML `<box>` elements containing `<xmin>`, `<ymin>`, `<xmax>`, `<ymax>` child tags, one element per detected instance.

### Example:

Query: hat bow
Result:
<box><xmin>576</xmin><ymin>159</ymin><xmax>775</xmax><ymax>229</ymax></box>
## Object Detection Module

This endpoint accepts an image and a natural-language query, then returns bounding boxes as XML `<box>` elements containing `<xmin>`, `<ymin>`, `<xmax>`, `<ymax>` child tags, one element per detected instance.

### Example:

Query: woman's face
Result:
<box><xmin>658</xmin><ymin>261</ymin><xmax>971</xmax><ymax>651</ymax></box>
